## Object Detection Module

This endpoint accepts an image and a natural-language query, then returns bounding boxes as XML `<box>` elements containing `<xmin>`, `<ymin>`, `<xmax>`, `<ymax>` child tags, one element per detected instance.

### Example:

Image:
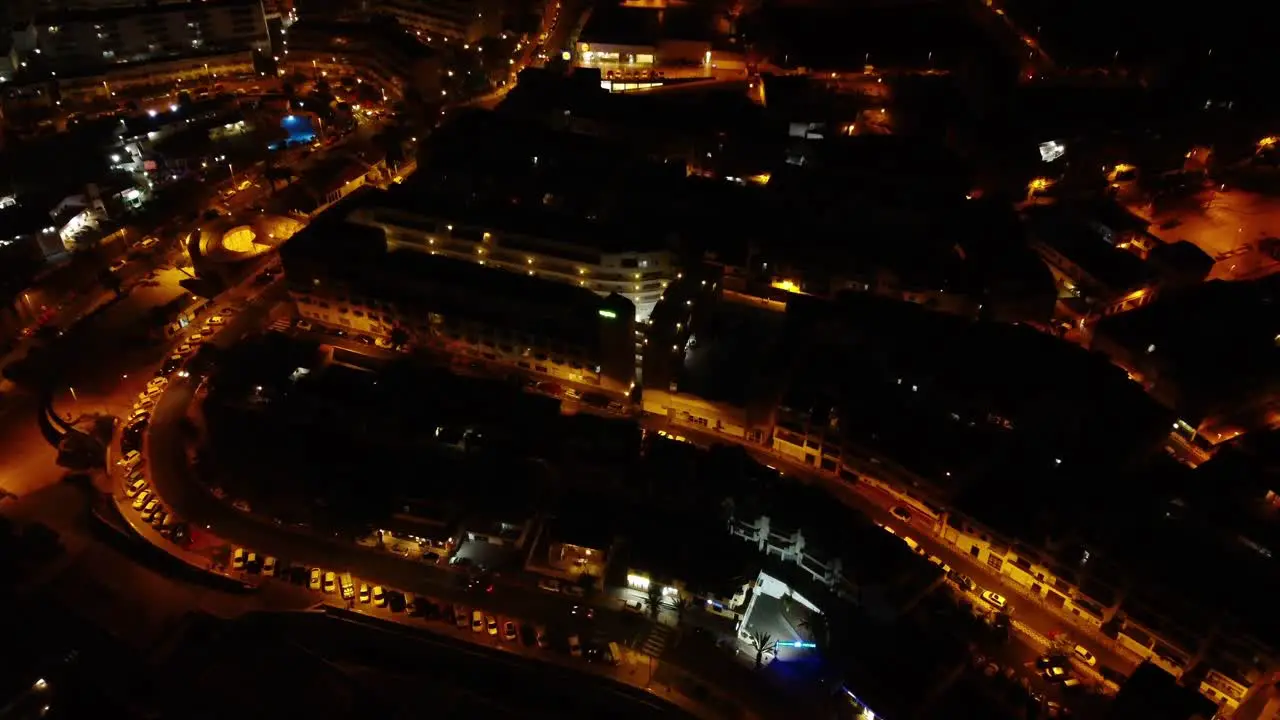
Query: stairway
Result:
<box><xmin>640</xmin><ymin>622</ymin><xmax>673</xmax><ymax>658</ymax></box>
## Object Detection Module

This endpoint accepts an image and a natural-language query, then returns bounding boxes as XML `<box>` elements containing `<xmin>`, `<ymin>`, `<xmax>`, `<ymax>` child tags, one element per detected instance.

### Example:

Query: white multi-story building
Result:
<box><xmin>345</xmin><ymin>190</ymin><xmax>678</xmax><ymax>320</ymax></box>
<box><xmin>35</xmin><ymin>0</ymin><xmax>269</xmax><ymax>70</ymax></box>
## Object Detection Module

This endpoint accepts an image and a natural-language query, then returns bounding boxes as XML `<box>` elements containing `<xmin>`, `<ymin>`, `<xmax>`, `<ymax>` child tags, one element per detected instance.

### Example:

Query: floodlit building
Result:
<box><xmin>33</xmin><ymin>0</ymin><xmax>269</xmax><ymax>70</ymax></box>
<box><xmin>376</xmin><ymin>0</ymin><xmax>502</xmax><ymax>43</ymax></box>
<box><xmin>345</xmin><ymin>178</ymin><xmax>678</xmax><ymax>320</ymax></box>
<box><xmin>280</xmin><ymin>204</ymin><xmax>638</xmax><ymax>394</ymax></box>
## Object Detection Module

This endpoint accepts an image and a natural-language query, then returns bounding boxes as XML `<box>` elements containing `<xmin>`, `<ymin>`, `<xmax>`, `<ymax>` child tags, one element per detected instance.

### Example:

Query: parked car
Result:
<box><xmin>262</xmin><ymin>556</ymin><xmax>277</xmax><ymax>577</ymax></box>
<box><xmin>568</xmin><ymin>634</ymin><xmax>582</xmax><ymax>657</ymax></box>
<box><xmin>502</xmin><ymin>621</ymin><xmax>517</xmax><ymax>642</ymax></box>
<box><xmin>890</xmin><ymin>506</ymin><xmax>912</xmax><ymax>522</ymax></box>
<box><xmin>537</xmin><ymin>578</ymin><xmax>560</xmax><ymax>593</ymax></box>
<box><xmin>980</xmin><ymin>591</ymin><xmax>1007</xmax><ymax>610</ymax></box>
<box><xmin>232</xmin><ymin>548</ymin><xmax>246</xmax><ymax>570</ymax></box>
<box><xmin>126</xmin><ymin>478</ymin><xmax>147</xmax><ymax>498</ymax></box>
<box><xmin>486</xmin><ymin>615</ymin><xmax>498</xmax><ymax>636</ymax></box>
<box><xmin>309</xmin><ymin>568</ymin><xmax>322</xmax><ymax>590</ymax></box>
<box><xmin>454</xmin><ymin>605</ymin><xmax>469</xmax><ymax>628</ymax></box>
<box><xmin>1043</xmin><ymin>665</ymin><xmax>1068</xmax><ymax>682</ymax></box>
<box><xmin>623</xmin><ymin>600</ymin><xmax>644</xmax><ymax>614</ymax></box>
<box><xmin>359</xmin><ymin>584</ymin><xmax>370</xmax><ymax>603</ymax></box>
<box><xmin>1073</xmin><ymin>645</ymin><xmax>1097</xmax><ymax>666</ymax></box>
<box><xmin>323</xmin><ymin>572</ymin><xmax>337</xmax><ymax>593</ymax></box>
<box><xmin>131</xmin><ymin>490</ymin><xmax>150</xmax><ymax>511</ymax></box>
<box><xmin>471</xmin><ymin>610</ymin><xmax>484</xmax><ymax>632</ymax></box>
<box><xmin>535</xmin><ymin>625</ymin><xmax>550</xmax><ymax>649</ymax></box>
<box><xmin>372</xmin><ymin>585</ymin><xmax>386</xmax><ymax>607</ymax></box>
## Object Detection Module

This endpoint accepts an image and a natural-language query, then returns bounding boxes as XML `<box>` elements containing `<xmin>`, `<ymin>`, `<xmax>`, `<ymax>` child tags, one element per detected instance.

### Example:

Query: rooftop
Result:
<box><xmin>622</xmin><ymin>512</ymin><xmax>760</xmax><ymax>597</ymax></box>
<box><xmin>1091</xmin><ymin>275</ymin><xmax>1280</xmax><ymax>424</ymax></box>
<box><xmin>356</xmin><ymin>174</ymin><xmax>672</xmax><ymax>255</ymax></box>
<box><xmin>1024</xmin><ymin>204</ymin><xmax>1153</xmax><ymax>292</ymax></box>
<box><xmin>1107</xmin><ymin>662</ymin><xmax>1218</xmax><ymax>720</ymax></box>
<box><xmin>545</xmin><ymin>512</ymin><xmax>618</xmax><ymax>553</ymax></box>
<box><xmin>280</xmin><ymin>209</ymin><xmax>635</xmax><ymax>348</ymax></box>
<box><xmin>578</xmin><ymin>4</ymin><xmax>712</xmax><ymax>47</ymax></box>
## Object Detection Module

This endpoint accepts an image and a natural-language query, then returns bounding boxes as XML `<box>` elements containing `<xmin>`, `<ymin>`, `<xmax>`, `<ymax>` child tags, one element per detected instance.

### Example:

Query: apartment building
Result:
<box><xmin>345</xmin><ymin>180</ymin><xmax>678</xmax><ymax>320</ymax></box>
<box><xmin>283</xmin><ymin>19</ymin><xmax>442</xmax><ymax>101</ymax></box>
<box><xmin>377</xmin><ymin>0</ymin><xmax>502</xmax><ymax>43</ymax></box>
<box><xmin>35</xmin><ymin>0</ymin><xmax>268</xmax><ymax>70</ymax></box>
<box><xmin>280</xmin><ymin>205</ymin><xmax>638</xmax><ymax>394</ymax></box>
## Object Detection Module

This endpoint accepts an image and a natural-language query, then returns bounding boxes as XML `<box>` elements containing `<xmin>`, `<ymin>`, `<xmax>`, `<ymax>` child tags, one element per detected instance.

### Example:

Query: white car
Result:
<box><xmin>623</xmin><ymin>600</ymin><xmax>644</xmax><ymax>614</ymax></box>
<box><xmin>373</xmin><ymin>585</ymin><xmax>386</xmax><ymax>607</ymax></box>
<box><xmin>323</xmin><ymin>571</ymin><xmax>337</xmax><ymax>593</ymax></box>
<box><xmin>890</xmin><ymin>506</ymin><xmax>912</xmax><ymax>522</ymax></box>
<box><xmin>147</xmin><ymin>377</ymin><xmax>169</xmax><ymax>391</ymax></box>
<box><xmin>207</xmin><ymin>315</ymin><xmax>225</xmax><ymax>326</ymax></box>
<box><xmin>309</xmin><ymin>568</ymin><xmax>322</xmax><ymax>590</ymax></box>
<box><xmin>1073</xmin><ymin>645</ymin><xmax>1097</xmax><ymax>666</ymax></box>
<box><xmin>980</xmin><ymin>590</ymin><xmax>1008</xmax><ymax>610</ymax></box>
<box><xmin>262</xmin><ymin>556</ymin><xmax>277</xmax><ymax>576</ymax></box>
<box><xmin>232</xmin><ymin>548</ymin><xmax>246</xmax><ymax>570</ymax></box>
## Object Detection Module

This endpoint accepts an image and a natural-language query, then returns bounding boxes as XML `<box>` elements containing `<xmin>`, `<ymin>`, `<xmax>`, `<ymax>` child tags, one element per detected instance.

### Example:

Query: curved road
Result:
<box><xmin>249</xmin><ymin>608</ymin><xmax>691</xmax><ymax>719</ymax></box>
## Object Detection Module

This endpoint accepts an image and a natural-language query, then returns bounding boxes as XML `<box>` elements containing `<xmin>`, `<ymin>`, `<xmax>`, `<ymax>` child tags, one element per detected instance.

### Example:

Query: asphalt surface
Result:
<box><xmin>645</xmin><ymin>416</ymin><xmax>1139</xmax><ymax>679</ymax></box>
<box><xmin>250</xmin><ymin>608</ymin><xmax>692</xmax><ymax>719</ymax></box>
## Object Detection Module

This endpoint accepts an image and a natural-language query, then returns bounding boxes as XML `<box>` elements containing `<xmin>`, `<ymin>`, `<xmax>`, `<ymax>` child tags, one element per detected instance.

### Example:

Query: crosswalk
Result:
<box><xmin>640</xmin><ymin>622</ymin><xmax>673</xmax><ymax>657</ymax></box>
<box><xmin>269</xmin><ymin>317</ymin><xmax>293</xmax><ymax>333</ymax></box>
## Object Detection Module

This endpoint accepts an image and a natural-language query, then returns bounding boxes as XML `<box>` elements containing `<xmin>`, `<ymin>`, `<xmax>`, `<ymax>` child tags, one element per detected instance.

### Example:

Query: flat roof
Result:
<box><xmin>281</xmin><ymin>215</ymin><xmax>632</xmax><ymax>347</ymax></box>
<box><xmin>362</xmin><ymin>176</ymin><xmax>670</xmax><ymax>256</ymax></box>
<box><xmin>1093</xmin><ymin>275</ymin><xmax>1280</xmax><ymax>418</ymax></box>
<box><xmin>545</xmin><ymin>513</ymin><xmax>617</xmax><ymax>553</ymax></box>
<box><xmin>38</xmin><ymin>0</ymin><xmax>261</xmax><ymax>28</ymax></box>
<box><xmin>623</xmin><ymin>512</ymin><xmax>760</xmax><ymax>595</ymax></box>
<box><xmin>1109</xmin><ymin>662</ymin><xmax>1217</xmax><ymax>720</ymax></box>
<box><xmin>1024</xmin><ymin>205</ymin><xmax>1153</xmax><ymax>291</ymax></box>
<box><xmin>579</xmin><ymin>5</ymin><xmax>710</xmax><ymax>46</ymax></box>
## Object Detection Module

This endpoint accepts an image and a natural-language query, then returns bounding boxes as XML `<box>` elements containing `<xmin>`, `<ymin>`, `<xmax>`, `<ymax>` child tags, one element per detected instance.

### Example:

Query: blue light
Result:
<box><xmin>778</xmin><ymin>641</ymin><xmax>817</xmax><ymax>649</ymax></box>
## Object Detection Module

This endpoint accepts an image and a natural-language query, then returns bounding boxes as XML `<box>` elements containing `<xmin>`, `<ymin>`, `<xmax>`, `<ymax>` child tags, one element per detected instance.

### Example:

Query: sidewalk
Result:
<box><xmin>651</xmin><ymin>414</ymin><xmax>1144</xmax><ymax>666</ymax></box>
<box><xmin>107</xmin><ymin>436</ymin><xmax>254</xmax><ymax>585</ymax></box>
<box><xmin>323</xmin><ymin>599</ymin><xmax>758</xmax><ymax>720</ymax></box>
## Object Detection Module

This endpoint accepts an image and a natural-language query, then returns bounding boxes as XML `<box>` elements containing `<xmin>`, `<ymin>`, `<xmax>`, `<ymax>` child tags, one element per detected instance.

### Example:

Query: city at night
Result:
<box><xmin>0</xmin><ymin>0</ymin><xmax>1277</xmax><ymax>718</ymax></box>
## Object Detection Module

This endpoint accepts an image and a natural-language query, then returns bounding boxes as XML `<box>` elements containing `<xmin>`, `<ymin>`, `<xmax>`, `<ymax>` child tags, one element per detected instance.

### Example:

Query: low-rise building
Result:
<box><xmin>529</xmin><ymin>512</ymin><xmax>616</xmax><ymax>585</ymax></box>
<box><xmin>280</xmin><ymin>204</ymin><xmax>638</xmax><ymax>394</ymax></box>
<box><xmin>1108</xmin><ymin>662</ymin><xmax>1221</xmax><ymax>720</ymax></box>
<box><xmin>1024</xmin><ymin>203</ymin><xmax>1157</xmax><ymax>321</ymax></box>
<box><xmin>620</xmin><ymin>513</ymin><xmax>758</xmax><ymax>618</ymax></box>
<box><xmin>1090</xmin><ymin>276</ymin><xmax>1280</xmax><ymax>447</ymax></box>
<box><xmin>344</xmin><ymin>177</ymin><xmax>678</xmax><ymax>320</ymax></box>
<box><xmin>574</xmin><ymin>4</ymin><xmax>719</xmax><ymax>80</ymax></box>
<box><xmin>726</xmin><ymin>475</ymin><xmax>941</xmax><ymax>621</ymax></box>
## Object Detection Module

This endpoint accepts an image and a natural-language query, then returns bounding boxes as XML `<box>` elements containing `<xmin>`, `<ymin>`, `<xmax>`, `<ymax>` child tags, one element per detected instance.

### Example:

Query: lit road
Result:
<box><xmin>241</xmin><ymin>609</ymin><xmax>694</xmax><ymax>719</ymax></box>
<box><xmin>141</xmin><ymin>300</ymin><xmax>802</xmax><ymax>720</ymax></box>
<box><xmin>640</xmin><ymin>416</ymin><xmax>1140</xmax><ymax>681</ymax></box>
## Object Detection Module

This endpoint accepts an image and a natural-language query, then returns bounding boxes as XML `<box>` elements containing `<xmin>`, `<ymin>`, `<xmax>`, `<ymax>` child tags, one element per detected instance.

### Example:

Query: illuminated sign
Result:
<box><xmin>599</xmin><ymin>309</ymin><xmax>617</xmax><ymax>319</ymax></box>
<box><xmin>777</xmin><ymin>641</ymin><xmax>817</xmax><ymax>649</ymax></box>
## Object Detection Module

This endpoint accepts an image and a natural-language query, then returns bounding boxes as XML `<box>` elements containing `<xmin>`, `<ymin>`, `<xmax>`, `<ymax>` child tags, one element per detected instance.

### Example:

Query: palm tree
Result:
<box><xmin>749</xmin><ymin>631</ymin><xmax>776</xmax><ymax>669</ymax></box>
<box><xmin>672</xmin><ymin>596</ymin><xmax>691</xmax><ymax>625</ymax></box>
<box><xmin>645</xmin><ymin>583</ymin><xmax>664</xmax><ymax>619</ymax></box>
